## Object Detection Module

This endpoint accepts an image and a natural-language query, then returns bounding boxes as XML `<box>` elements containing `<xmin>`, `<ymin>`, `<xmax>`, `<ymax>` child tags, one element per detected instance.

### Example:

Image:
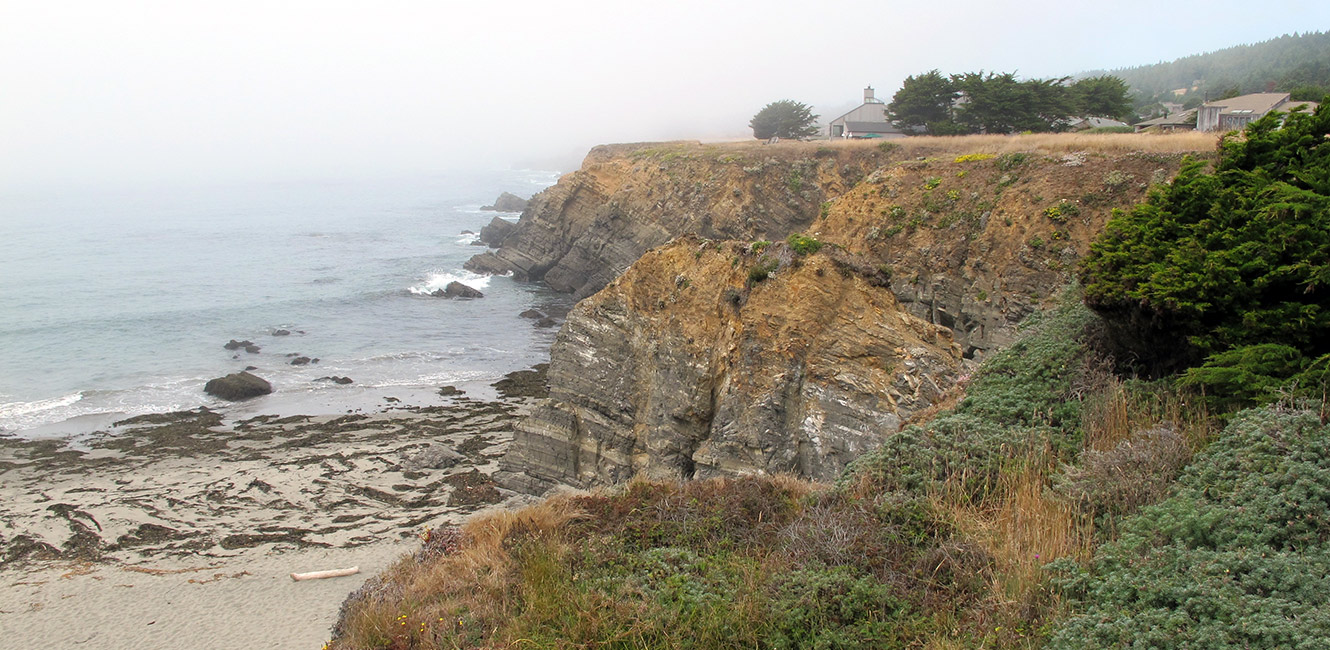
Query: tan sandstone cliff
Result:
<box><xmin>493</xmin><ymin>236</ymin><xmax>962</xmax><ymax>493</ymax></box>
<box><xmin>483</xmin><ymin>134</ymin><xmax>1213</xmax><ymax>493</ymax></box>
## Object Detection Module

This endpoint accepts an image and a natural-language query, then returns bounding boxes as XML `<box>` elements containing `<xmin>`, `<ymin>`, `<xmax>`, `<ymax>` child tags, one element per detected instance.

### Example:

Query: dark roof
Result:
<box><xmin>1203</xmin><ymin>93</ymin><xmax>1289</xmax><ymax>114</ymax></box>
<box><xmin>1134</xmin><ymin>110</ymin><xmax>1196</xmax><ymax>128</ymax></box>
<box><xmin>844</xmin><ymin>121</ymin><xmax>903</xmax><ymax>134</ymax></box>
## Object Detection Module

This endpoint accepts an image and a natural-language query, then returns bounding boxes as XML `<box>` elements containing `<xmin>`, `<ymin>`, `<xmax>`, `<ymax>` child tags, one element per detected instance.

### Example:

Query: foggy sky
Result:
<box><xmin>2</xmin><ymin>1</ymin><xmax>1327</xmax><ymax>189</ymax></box>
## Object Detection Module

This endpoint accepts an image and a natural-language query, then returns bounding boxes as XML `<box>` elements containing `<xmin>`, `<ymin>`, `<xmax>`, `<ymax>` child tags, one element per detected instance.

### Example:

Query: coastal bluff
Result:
<box><xmin>465</xmin><ymin>141</ymin><xmax>875</xmax><ymax>299</ymax></box>
<box><xmin>480</xmin><ymin>136</ymin><xmax>1201</xmax><ymax>492</ymax></box>
<box><xmin>494</xmin><ymin>237</ymin><xmax>962</xmax><ymax>493</ymax></box>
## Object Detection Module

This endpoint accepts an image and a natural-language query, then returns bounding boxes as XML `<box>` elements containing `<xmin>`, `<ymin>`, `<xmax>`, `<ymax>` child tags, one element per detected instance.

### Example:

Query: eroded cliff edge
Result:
<box><xmin>493</xmin><ymin>236</ymin><xmax>962</xmax><ymax>493</ymax></box>
<box><xmin>481</xmin><ymin>137</ymin><xmax>1200</xmax><ymax>493</ymax></box>
<box><xmin>466</xmin><ymin>141</ymin><xmax>876</xmax><ymax>299</ymax></box>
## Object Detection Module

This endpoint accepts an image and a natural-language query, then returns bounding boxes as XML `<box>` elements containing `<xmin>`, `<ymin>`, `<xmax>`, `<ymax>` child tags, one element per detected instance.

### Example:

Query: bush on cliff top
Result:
<box><xmin>1080</xmin><ymin>104</ymin><xmax>1330</xmax><ymax>378</ymax></box>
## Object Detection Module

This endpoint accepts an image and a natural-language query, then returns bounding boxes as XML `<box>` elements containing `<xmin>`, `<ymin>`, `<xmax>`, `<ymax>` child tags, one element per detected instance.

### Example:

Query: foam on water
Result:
<box><xmin>0</xmin><ymin>169</ymin><xmax>569</xmax><ymax>437</ymax></box>
<box><xmin>407</xmin><ymin>269</ymin><xmax>496</xmax><ymax>296</ymax></box>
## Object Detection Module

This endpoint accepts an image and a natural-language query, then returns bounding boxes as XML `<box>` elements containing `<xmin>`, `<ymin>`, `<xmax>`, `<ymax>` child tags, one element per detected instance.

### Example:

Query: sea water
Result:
<box><xmin>0</xmin><ymin>170</ymin><xmax>570</xmax><ymax>436</ymax></box>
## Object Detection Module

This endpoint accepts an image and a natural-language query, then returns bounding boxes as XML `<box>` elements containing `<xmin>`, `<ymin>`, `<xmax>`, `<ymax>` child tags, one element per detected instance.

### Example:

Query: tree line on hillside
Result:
<box><xmin>886</xmin><ymin>70</ymin><xmax>1133</xmax><ymax>135</ymax></box>
<box><xmin>1092</xmin><ymin>31</ymin><xmax>1330</xmax><ymax>110</ymax></box>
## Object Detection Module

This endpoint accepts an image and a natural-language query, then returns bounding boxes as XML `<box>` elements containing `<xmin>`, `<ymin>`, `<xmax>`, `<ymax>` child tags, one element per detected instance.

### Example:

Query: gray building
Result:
<box><xmin>1196</xmin><ymin>93</ymin><xmax>1319</xmax><ymax>131</ymax></box>
<box><xmin>1133</xmin><ymin>110</ymin><xmax>1197</xmax><ymax>133</ymax></box>
<box><xmin>828</xmin><ymin>86</ymin><xmax>905</xmax><ymax>139</ymax></box>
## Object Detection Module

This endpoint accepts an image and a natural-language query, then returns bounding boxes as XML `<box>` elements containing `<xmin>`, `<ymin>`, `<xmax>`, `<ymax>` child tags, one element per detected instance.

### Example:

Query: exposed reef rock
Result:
<box><xmin>481</xmin><ymin>191</ymin><xmax>530</xmax><ymax>212</ymax></box>
<box><xmin>494</xmin><ymin>236</ymin><xmax>963</xmax><ymax>494</ymax></box>
<box><xmin>478</xmin><ymin>216</ymin><xmax>517</xmax><ymax>248</ymax></box>
<box><xmin>204</xmin><ymin>371</ymin><xmax>272</xmax><ymax>401</ymax></box>
<box><xmin>431</xmin><ymin>281</ymin><xmax>484</xmax><ymax>299</ymax></box>
<box><xmin>466</xmin><ymin>141</ymin><xmax>879</xmax><ymax>299</ymax></box>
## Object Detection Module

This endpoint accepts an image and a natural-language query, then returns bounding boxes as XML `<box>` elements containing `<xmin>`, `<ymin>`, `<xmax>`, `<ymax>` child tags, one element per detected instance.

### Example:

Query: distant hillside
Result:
<box><xmin>1083</xmin><ymin>31</ymin><xmax>1330</xmax><ymax>106</ymax></box>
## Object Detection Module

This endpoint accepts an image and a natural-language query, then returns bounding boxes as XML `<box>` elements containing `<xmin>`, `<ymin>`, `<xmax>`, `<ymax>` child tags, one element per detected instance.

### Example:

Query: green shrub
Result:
<box><xmin>1048</xmin><ymin>407</ymin><xmax>1330</xmax><ymax>649</ymax></box>
<box><xmin>1082</xmin><ymin>125</ymin><xmax>1133</xmax><ymax>134</ymax></box>
<box><xmin>995</xmin><ymin>152</ymin><xmax>1029</xmax><ymax>171</ymax></box>
<box><xmin>748</xmin><ymin>257</ymin><xmax>779</xmax><ymax>284</ymax></box>
<box><xmin>1043</xmin><ymin>200</ymin><xmax>1080</xmax><ymax>221</ymax></box>
<box><xmin>1080</xmin><ymin>105</ymin><xmax>1330</xmax><ymax>373</ymax></box>
<box><xmin>1179</xmin><ymin>343</ymin><xmax>1309</xmax><ymax>409</ymax></box>
<box><xmin>767</xmin><ymin>566</ymin><xmax>912</xmax><ymax>650</ymax></box>
<box><xmin>787</xmin><ymin>233</ymin><xmax>823</xmax><ymax>256</ymax></box>
<box><xmin>923</xmin><ymin>176</ymin><xmax>942</xmax><ymax>190</ymax></box>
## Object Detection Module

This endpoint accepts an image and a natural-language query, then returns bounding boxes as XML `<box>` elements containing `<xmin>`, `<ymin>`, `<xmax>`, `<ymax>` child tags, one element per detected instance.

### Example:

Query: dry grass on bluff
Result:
<box><xmin>329</xmin><ymin>294</ymin><xmax>1215</xmax><ymax>650</ymax></box>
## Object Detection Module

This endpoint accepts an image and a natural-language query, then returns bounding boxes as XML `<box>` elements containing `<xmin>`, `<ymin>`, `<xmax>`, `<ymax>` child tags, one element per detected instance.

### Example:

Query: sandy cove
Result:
<box><xmin>0</xmin><ymin>374</ymin><xmax>546</xmax><ymax>650</ymax></box>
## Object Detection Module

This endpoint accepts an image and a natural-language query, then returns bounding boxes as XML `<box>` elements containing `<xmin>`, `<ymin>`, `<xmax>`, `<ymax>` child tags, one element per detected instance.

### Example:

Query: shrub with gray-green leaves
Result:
<box><xmin>1048</xmin><ymin>407</ymin><xmax>1330</xmax><ymax>649</ymax></box>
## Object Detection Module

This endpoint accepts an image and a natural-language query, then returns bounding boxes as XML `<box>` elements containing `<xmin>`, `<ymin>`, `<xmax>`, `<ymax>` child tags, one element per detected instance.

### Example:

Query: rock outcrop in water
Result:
<box><xmin>494</xmin><ymin>236</ymin><xmax>963</xmax><ymax>493</ymax></box>
<box><xmin>204</xmin><ymin>371</ymin><xmax>272</xmax><ymax>401</ymax></box>
<box><xmin>481</xmin><ymin>191</ymin><xmax>529</xmax><ymax>212</ymax></box>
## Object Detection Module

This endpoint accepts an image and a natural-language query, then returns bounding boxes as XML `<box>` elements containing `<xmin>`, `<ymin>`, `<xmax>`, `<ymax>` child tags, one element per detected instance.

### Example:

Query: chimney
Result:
<box><xmin>1265</xmin><ymin>81</ymin><xmax>1277</xmax><ymax>93</ymax></box>
<box><xmin>864</xmin><ymin>85</ymin><xmax>875</xmax><ymax>103</ymax></box>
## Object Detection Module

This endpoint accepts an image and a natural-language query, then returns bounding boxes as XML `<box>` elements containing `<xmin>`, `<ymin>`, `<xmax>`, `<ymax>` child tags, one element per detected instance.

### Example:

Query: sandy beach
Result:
<box><xmin>0</xmin><ymin>373</ymin><xmax>545</xmax><ymax>649</ymax></box>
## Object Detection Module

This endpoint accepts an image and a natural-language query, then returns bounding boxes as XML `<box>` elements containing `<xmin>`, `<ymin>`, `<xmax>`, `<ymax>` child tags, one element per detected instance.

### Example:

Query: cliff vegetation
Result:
<box><xmin>329</xmin><ymin>115</ymin><xmax>1330</xmax><ymax>648</ymax></box>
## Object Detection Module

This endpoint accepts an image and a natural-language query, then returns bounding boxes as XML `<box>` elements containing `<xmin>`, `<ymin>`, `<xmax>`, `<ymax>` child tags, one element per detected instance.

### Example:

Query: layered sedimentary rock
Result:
<box><xmin>469</xmin><ymin>140</ymin><xmax>1187</xmax><ymax>355</ymax></box>
<box><xmin>466</xmin><ymin>142</ymin><xmax>878</xmax><ymax>298</ymax></box>
<box><xmin>487</xmin><ymin>139</ymin><xmax>1201</xmax><ymax>493</ymax></box>
<box><xmin>494</xmin><ymin>236</ymin><xmax>963</xmax><ymax>493</ymax></box>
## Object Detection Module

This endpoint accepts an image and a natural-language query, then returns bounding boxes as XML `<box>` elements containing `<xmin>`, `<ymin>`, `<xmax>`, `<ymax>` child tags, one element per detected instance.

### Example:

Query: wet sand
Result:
<box><xmin>0</xmin><ymin>374</ymin><xmax>545</xmax><ymax>649</ymax></box>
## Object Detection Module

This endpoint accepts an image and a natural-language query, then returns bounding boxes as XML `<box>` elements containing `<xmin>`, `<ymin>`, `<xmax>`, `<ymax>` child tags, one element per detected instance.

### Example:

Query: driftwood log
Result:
<box><xmin>290</xmin><ymin>566</ymin><xmax>360</xmax><ymax>581</ymax></box>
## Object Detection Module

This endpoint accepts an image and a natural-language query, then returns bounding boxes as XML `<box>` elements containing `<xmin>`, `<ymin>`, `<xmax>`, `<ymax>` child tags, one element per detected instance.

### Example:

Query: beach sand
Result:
<box><xmin>0</xmin><ymin>378</ymin><xmax>543</xmax><ymax>649</ymax></box>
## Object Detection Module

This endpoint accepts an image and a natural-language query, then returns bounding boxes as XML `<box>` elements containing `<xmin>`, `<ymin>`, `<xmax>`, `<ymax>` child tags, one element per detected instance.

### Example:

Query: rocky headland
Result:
<box><xmin>476</xmin><ymin>136</ymin><xmax>1198</xmax><ymax>493</ymax></box>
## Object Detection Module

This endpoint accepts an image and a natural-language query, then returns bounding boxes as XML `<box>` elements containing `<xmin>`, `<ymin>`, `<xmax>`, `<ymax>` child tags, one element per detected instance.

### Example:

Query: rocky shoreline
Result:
<box><xmin>0</xmin><ymin>367</ymin><xmax>548</xmax><ymax>649</ymax></box>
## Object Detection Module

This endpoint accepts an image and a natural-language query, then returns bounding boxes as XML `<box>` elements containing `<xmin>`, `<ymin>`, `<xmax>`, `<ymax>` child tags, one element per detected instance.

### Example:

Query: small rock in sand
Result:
<box><xmin>403</xmin><ymin>444</ymin><xmax>465</xmax><ymax>471</ymax></box>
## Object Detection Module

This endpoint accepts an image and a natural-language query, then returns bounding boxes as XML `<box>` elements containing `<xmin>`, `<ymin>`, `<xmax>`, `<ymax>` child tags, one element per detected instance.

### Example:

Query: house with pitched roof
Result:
<box><xmin>1133</xmin><ymin>110</ymin><xmax>1197</xmax><ymax>133</ymax></box>
<box><xmin>827</xmin><ymin>86</ymin><xmax>905</xmax><ymax>139</ymax></box>
<box><xmin>1196</xmin><ymin>93</ymin><xmax>1319</xmax><ymax>131</ymax></box>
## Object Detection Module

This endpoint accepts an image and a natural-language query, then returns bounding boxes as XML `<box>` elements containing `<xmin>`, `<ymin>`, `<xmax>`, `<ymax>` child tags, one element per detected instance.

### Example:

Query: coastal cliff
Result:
<box><xmin>493</xmin><ymin>236</ymin><xmax>962</xmax><ymax>493</ymax></box>
<box><xmin>482</xmin><ymin>136</ymin><xmax>1203</xmax><ymax>492</ymax></box>
<box><xmin>472</xmin><ymin>139</ymin><xmax>1188</xmax><ymax>353</ymax></box>
<box><xmin>465</xmin><ymin>141</ymin><xmax>880</xmax><ymax>298</ymax></box>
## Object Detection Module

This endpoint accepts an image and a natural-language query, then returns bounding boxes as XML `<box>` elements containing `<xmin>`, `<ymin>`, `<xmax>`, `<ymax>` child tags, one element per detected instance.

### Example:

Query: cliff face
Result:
<box><xmin>494</xmin><ymin>236</ymin><xmax>962</xmax><ymax>494</ymax></box>
<box><xmin>465</xmin><ymin>142</ymin><xmax>883</xmax><ymax>298</ymax></box>
<box><xmin>473</xmin><ymin>139</ymin><xmax>1190</xmax><ymax>353</ymax></box>
<box><xmin>811</xmin><ymin>148</ymin><xmax>1190</xmax><ymax>357</ymax></box>
<box><xmin>486</xmin><ymin>137</ymin><xmax>1206</xmax><ymax>493</ymax></box>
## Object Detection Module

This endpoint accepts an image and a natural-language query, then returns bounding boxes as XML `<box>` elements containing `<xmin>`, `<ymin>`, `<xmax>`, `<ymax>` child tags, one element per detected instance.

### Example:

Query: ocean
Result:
<box><xmin>0</xmin><ymin>169</ymin><xmax>569</xmax><ymax>437</ymax></box>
